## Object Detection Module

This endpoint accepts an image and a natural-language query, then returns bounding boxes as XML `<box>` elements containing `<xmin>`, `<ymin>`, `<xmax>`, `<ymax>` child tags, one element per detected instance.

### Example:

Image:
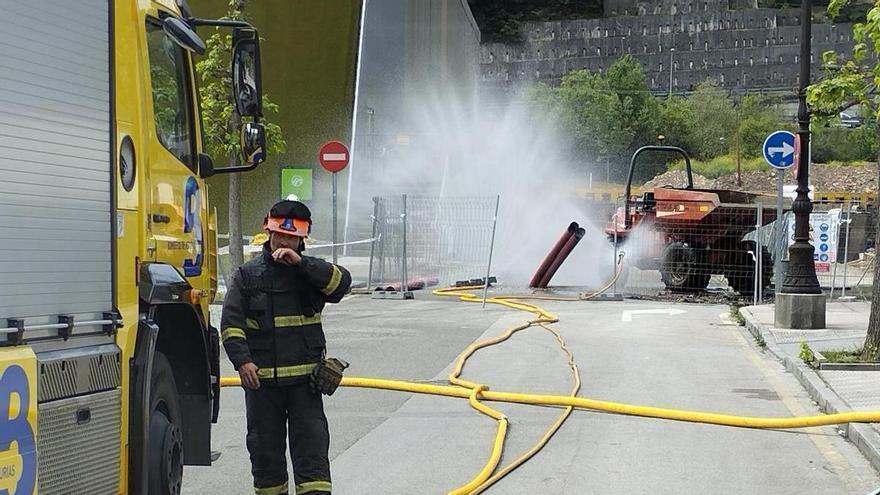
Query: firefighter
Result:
<box><xmin>221</xmin><ymin>199</ymin><xmax>352</xmax><ymax>495</ymax></box>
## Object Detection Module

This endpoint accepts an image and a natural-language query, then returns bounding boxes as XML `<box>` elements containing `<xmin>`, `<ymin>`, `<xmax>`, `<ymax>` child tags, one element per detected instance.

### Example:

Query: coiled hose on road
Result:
<box><xmin>219</xmin><ymin>253</ymin><xmax>880</xmax><ymax>493</ymax></box>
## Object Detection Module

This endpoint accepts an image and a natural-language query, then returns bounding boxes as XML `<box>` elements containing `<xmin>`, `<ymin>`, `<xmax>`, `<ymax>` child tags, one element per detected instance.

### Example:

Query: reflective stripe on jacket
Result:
<box><xmin>221</xmin><ymin>242</ymin><xmax>352</xmax><ymax>385</ymax></box>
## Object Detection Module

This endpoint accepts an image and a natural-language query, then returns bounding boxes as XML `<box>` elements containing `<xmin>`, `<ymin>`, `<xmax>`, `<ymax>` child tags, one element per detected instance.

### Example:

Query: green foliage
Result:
<box><xmin>669</xmin><ymin>155</ymin><xmax>767</xmax><ymax>178</ymax></box>
<box><xmin>657</xmin><ymin>82</ymin><xmax>782</xmax><ymax>161</ymax></box>
<box><xmin>657</xmin><ymin>96</ymin><xmax>693</xmax><ymax>150</ymax></box>
<box><xmin>799</xmin><ymin>341</ymin><xmax>816</xmax><ymax>365</ymax></box>
<box><xmin>820</xmin><ymin>347</ymin><xmax>874</xmax><ymax>362</ymax></box>
<box><xmin>606</xmin><ymin>56</ymin><xmax>661</xmax><ymax>154</ymax></box>
<box><xmin>811</xmin><ymin>124</ymin><xmax>879</xmax><ymax>162</ymax></box>
<box><xmin>808</xmin><ymin>0</ymin><xmax>880</xmax><ymax>123</ymax></box>
<box><xmin>531</xmin><ymin>56</ymin><xmax>660</xmax><ymax>181</ymax></box>
<box><xmin>737</xmin><ymin>95</ymin><xmax>786</xmax><ymax>158</ymax></box>
<box><xmin>728</xmin><ymin>304</ymin><xmax>746</xmax><ymax>326</ymax></box>
<box><xmin>532</xmin><ymin>70</ymin><xmax>627</xmax><ymax>161</ymax></box>
<box><xmin>195</xmin><ymin>0</ymin><xmax>286</xmax><ymax>164</ymax></box>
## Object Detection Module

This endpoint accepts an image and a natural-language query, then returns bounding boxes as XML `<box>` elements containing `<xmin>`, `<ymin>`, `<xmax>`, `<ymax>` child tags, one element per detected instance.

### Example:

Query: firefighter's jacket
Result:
<box><xmin>221</xmin><ymin>243</ymin><xmax>351</xmax><ymax>385</ymax></box>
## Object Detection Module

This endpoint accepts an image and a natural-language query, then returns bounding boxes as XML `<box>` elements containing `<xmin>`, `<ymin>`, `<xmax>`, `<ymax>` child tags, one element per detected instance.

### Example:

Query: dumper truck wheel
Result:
<box><xmin>660</xmin><ymin>242</ymin><xmax>710</xmax><ymax>292</ymax></box>
<box><xmin>148</xmin><ymin>352</ymin><xmax>184</xmax><ymax>495</ymax></box>
<box><xmin>726</xmin><ymin>245</ymin><xmax>772</xmax><ymax>296</ymax></box>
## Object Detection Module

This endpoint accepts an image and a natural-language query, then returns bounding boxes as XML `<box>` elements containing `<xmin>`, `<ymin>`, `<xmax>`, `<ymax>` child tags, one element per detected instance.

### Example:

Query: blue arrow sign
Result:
<box><xmin>762</xmin><ymin>130</ymin><xmax>796</xmax><ymax>169</ymax></box>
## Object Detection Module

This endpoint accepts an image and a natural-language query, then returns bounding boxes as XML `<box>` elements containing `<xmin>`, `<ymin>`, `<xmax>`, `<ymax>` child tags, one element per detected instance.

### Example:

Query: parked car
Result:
<box><xmin>839</xmin><ymin>112</ymin><xmax>864</xmax><ymax>128</ymax></box>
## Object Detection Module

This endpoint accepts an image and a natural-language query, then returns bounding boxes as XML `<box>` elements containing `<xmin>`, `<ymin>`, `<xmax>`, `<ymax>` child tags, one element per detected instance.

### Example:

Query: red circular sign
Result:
<box><xmin>318</xmin><ymin>141</ymin><xmax>349</xmax><ymax>173</ymax></box>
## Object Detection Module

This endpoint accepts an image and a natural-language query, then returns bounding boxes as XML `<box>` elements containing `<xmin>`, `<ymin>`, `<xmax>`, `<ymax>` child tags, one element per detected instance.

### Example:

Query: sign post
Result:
<box><xmin>762</xmin><ymin>130</ymin><xmax>797</xmax><ymax>292</ymax></box>
<box><xmin>318</xmin><ymin>141</ymin><xmax>350</xmax><ymax>264</ymax></box>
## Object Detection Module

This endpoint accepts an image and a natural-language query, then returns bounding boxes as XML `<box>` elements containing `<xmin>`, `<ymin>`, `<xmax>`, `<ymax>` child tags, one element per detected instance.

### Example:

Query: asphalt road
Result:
<box><xmin>183</xmin><ymin>294</ymin><xmax>880</xmax><ymax>494</ymax></box>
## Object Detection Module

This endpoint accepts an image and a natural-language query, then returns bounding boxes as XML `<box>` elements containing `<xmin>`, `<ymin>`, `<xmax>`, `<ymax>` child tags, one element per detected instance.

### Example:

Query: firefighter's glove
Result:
<box><xmin>310</xmin><ymin>358</ymin><xmax>349</xmax><ymax>396</ymax></box>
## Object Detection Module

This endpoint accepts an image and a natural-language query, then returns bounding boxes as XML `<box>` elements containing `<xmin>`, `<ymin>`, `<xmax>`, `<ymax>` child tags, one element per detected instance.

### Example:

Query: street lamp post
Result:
<box><xmin>668</xmin><ymin>48</ymin><xmax>675</xmax><ymax>98</ymax></box>
<box><xmin>776</xmin><ymin>0</ymin><xmax>825</xmax><ymax>329</ymax></box>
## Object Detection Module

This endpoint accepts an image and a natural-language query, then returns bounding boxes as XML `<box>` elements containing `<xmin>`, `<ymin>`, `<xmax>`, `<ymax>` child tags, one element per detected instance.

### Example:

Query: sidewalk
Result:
<box><xmin>741</xmin><ymin>301</ymin><xmax>880</xmax><ymax>474</ymax></box>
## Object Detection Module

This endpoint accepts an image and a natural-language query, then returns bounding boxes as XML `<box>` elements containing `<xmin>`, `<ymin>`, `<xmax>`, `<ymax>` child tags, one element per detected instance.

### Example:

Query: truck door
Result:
<box><xmin>144</xmin><ymin>18</ymin><xmax>204</xmax><ymax>280</ymax></box>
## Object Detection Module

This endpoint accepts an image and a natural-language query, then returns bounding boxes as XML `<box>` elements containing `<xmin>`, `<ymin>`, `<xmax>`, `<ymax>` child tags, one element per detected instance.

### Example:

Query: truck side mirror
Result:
<box><xmin>232</xmin><ymin>29</ymin><xmax>262</xmax><ymax>118</ymax></box>
<box><xmin>240</xmin><ymin>122</ymin><xmax>266</xmax><ymax>165</ymax></box>
<box><xmin>198</xmin><ymin>153</ymin><xmax>214</xmax><ymax>178</ymax></box>
<box><xmin>162</xmin><ymin>16</ymin><xmax>205</xmax><ymax>55</ymax></box>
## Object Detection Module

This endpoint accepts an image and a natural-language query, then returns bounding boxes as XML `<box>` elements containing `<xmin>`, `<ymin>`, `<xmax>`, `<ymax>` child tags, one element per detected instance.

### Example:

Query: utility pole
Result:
<box><xmin>668</xmin><ymin>48</ymin><xmax>675</xmax><ymax>98</ymax></box>
<box><xmin>776</xmin><ymin>0</ymin><xmax>825</xmax><ymax>329</ymax></box>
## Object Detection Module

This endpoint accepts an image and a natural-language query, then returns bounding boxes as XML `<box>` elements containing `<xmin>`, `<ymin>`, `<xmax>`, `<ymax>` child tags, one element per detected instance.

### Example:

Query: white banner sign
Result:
<box><xmin>787</xmin><ymin>209</ymin><xmax>841</xmax><ymax>272</ymax></box>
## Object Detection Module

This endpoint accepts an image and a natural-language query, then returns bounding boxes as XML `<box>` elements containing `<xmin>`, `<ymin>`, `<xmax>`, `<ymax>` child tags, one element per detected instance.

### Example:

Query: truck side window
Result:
<box><xmin>146</xmin><ymin>21</ymin><xmax>196</xmax><ymax>172</ymax></box>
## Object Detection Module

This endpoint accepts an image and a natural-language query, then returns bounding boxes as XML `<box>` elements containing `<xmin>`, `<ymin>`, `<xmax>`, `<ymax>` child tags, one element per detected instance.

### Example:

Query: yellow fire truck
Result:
<box><xmin>0</xmin><ymin>0</ymin><xmax>267</xmax><ymax>493</ymax></box>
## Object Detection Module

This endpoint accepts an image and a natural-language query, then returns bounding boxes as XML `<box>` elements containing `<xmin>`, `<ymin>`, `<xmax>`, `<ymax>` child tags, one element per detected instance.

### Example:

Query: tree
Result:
<box><xmin>532</xmin><ymin>70</ymin><xmax>629</xmax><ymax>177</ymax></box>
<box><xmin>682</xmin><ymin>79</ymin><xmax>738</xmax><ymax>159</ymax></box>
<box><xmin>196</xmin><ymin>0</ymin><xmax>286</xmax><ymax>271</ymax></box>
<box><xmin>606</xmin><ymin>55</ymin><xmax>662</xmax><ymax>147</ymax></box>
<box><xmin>530</xmin><ymin>56</ymin><xmax>660</xmax><ymax>181</ymax></box>
<box><xmin>737</xmin><ymin>94</ymin><xmax>782</xmax><ymax>159</ymax></box>
<box><xmin>807</xmin><ymin>0</ymin><xmax>880</xmax><ymax>360</ymax></box>
<box><xmin>658</xmin><ymin>96</ymin><xmax>695</xmax><ymax>151</ymax></box>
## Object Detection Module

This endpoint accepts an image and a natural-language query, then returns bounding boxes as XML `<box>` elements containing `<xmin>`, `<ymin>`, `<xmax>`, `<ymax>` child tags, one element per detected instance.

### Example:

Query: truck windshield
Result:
<box><xmin>146</xmin><ymin>21</ymin><xmax>197</xmax><ymax>172</ymax></box>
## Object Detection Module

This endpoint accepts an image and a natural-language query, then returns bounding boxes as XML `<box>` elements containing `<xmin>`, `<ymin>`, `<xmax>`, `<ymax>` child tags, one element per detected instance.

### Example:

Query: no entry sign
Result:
<box><xmin>318</xmin><ymin>141</ymin><xmax>349</xmax><ymax>173</ymax></box>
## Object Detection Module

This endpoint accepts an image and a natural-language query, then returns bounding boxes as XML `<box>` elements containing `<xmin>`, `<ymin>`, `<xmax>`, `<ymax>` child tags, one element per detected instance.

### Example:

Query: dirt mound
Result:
<box><xmin>642</xmin><ymin>169</ymin><xmax>717</xmax><ymax>189</ymax></box>
<box><xmin>646</xmin><ymin>163</ymin><xmax>877</xmax><ymax>194</ymax></box>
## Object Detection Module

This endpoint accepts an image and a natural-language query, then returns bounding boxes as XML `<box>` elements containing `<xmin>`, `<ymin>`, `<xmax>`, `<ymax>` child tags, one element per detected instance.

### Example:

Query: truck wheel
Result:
<box><xmin>660</xmin><ymin>242</ymin><xmax>710</xmax><ymax>292</ymax></box>
<box><xmin>149</xmin><ymin>352</ymin><xmax>184</xmax><ymax>495</ymax></box>
<box><xmin>726</xmin><ymin>247</ymin><xmax>772</xmax><ymax>296</ymax></box>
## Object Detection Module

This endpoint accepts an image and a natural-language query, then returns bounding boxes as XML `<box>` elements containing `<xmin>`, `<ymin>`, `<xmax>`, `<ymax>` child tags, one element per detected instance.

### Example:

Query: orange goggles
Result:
<box><xmin>264</xmin><ymin>216</ymin><xmax>310</xmax><ymax>237</ymax></box>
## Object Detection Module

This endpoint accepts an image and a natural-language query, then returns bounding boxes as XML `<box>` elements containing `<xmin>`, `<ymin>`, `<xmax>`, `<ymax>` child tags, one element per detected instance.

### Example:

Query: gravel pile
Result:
<box><xmin>644</xmin><ymin>163</ymin><xmax>878</xmax><ymax>193</ymax></box>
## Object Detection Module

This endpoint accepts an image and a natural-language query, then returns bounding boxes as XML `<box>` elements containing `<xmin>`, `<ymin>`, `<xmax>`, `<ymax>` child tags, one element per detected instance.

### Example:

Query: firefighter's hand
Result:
<box><xmin>239</xmin><ymin>362</ymin><xmax>260</xmax><ymax>390</ymax></box>
<box><xmin>272</xmin><ymin>248</ymin><xmax>301</xmax><ymax>266</ymax></box>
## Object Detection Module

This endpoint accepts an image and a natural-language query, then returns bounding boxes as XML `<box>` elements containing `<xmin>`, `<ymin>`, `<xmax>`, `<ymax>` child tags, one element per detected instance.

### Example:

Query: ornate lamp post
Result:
<box><xmin>776</xmin><ymin>0</ymin><xmax>825</xmax><ymax>328</ymax></box>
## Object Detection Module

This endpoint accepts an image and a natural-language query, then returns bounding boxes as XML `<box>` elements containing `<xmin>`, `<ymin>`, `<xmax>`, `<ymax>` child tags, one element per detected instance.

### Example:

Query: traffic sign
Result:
<box><xmin>762</xmin><ymin>130</ymin><xmax>796</xmax><ymax>169</ymax></box>
<box><xmin>318</xmin><ymin>141</ymin><xmax>349</xmax><ymax>173</ymax></box>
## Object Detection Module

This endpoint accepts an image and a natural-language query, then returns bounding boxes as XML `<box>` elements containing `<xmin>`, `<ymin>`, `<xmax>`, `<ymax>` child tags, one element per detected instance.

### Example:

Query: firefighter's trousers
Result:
<box><xmin>245</xmin><ymin>382</ymin><xmax>331</xmax><ymax>495</ymax></box>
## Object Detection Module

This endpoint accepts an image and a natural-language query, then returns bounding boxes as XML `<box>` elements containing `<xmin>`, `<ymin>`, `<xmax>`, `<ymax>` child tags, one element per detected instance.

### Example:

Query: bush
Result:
<box><xmin>811</xmin><ymin>125</ymin><xmax>878</xmax><ymax>163</ymax></box>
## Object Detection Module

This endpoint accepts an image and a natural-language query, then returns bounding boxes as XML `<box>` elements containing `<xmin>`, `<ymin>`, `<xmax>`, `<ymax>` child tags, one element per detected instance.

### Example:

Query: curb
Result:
<box><xmin>740</xmin><ymin>307</ymin><xmax>880</xmax><ymax>474</ymax></box>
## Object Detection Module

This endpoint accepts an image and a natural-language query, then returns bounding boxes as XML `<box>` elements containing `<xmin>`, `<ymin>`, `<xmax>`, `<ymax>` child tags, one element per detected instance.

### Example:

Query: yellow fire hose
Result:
<box><xmin>436</xmin><ymin>252</ymin><xmax>626</xmax><ymax>492</ymax></box>
<box><xmin>218</xmin><ymin>253</ymin><xmax>880</xmax><ymax>493</ymax></box>
<box><xmin>219</xmin><ymin>374</ymin><xmax>880</xmax><ymax>430</ymax></box>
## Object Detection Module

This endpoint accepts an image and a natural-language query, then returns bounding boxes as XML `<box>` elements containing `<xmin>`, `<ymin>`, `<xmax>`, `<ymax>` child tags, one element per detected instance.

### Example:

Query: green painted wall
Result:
<box><xmin>192</xmin><ymin>0</ymin><xmax>362</xmax><ymax>240</ymax></box>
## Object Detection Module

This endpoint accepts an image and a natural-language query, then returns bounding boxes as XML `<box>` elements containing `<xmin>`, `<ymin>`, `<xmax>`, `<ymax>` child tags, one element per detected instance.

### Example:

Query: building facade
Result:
<box><xmin>481</xmin><ymin>0</ymin><xmax>855</xmax><ymax>96</ymax></box>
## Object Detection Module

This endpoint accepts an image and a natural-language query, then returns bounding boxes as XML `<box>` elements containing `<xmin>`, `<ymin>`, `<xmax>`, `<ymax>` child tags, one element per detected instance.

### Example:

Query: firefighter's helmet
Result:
<box><xmin>263</xmin><ymin>200</ymin><xmax>312</xmax><ymax>238</ymax></box>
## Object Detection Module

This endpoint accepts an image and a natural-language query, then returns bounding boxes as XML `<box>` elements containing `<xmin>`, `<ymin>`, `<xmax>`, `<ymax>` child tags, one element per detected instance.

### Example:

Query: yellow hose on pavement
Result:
<box><xmin>446</xmin><ymin>385</ymin><xmax>509</xmax><ymax>495</ymax></box>
<box><xmin>219</xmin><ymin>374</ymin><xmax>880</xmax><ymax>428</ymax></box>
<box><xmin>471</xmin><ymin>322</ymin><xmax>581</xmax><ymax>494</ymax></box>
<box><xmin>435</xmin><ymin>284</ymin><xmax>570</xmax><ymax>493</ymax></box>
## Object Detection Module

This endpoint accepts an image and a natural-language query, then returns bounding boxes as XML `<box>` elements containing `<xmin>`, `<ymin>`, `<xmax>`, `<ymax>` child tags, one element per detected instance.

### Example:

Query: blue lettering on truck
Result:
<box><xmin>0</xmin><ymin>365</ymin><xmax>35</xmax><ymax>495</ymax></box>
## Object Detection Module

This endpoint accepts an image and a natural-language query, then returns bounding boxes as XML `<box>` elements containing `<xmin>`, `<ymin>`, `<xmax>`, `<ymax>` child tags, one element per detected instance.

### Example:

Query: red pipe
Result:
<box><xmin>529</xmin><ymin>222</ymin><xmax>579</xmax><ymax>288</ymax></box>
<box><xmin>537</xmin><ymin>226</ymin><xmax>586</xmax><ymax>288</ymax></box>
<box><xmin>377</xmin><ymin>276</ymin><xmax>440</xmax><ymax>292</ymax></box>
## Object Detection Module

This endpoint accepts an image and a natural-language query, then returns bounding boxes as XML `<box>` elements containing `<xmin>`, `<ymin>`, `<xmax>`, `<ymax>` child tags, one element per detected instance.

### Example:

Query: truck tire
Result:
<box><xmin>725</xmin><ymin>245</ymin><xmax>772</xmax><ymax>296</ymax></box>
<box><xmin>149</xmin><ymin>352</ymin><xmax>184</xmax><ymax>495</ymax></box>
<box><xmin>660</xmin><ymin>242</ymin><xmax>710</xmax><ymax>292</ymax></box>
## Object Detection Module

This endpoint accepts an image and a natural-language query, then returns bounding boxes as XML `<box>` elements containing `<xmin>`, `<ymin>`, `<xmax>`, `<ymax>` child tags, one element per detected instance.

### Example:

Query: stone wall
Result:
<box><xmin>481</xmin><ymin>2</ymin><xmax>855</xmax><ymax>96</ymax></box>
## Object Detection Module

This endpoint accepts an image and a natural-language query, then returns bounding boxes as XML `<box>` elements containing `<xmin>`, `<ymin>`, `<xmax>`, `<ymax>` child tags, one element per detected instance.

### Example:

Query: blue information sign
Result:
<box><xmin>762</xmin><ymin>130</ymin><xmax>796</xmax><ymax>169</ymax></box>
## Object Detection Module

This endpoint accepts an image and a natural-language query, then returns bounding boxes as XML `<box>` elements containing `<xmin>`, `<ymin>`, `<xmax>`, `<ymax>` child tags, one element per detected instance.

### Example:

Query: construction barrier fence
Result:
<box><xmin>368</xmin><ymin>195</ymin><xmax>498</xmax><ymax>290</ymax></box>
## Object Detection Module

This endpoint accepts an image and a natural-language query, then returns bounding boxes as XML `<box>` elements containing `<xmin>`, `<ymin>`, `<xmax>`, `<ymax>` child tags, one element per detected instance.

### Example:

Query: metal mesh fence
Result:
<box><xmin>609</xmin><ymin>190</ymin><xmax>877</xmax><ymax>302</ymax></box>
<box><xmin>368</xmin><ymin>195</ymin><xmax>498</xmax><ymax>289</ymax></box>
<box><xmin>811</xmin><ymin>199</ymin><xmax>877</xmax><ymax>301</ymax></box>
<box><xmin>617</xmin><ymin>192</ymin><xmax>777</xmax><ymax>301</ymax></box>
